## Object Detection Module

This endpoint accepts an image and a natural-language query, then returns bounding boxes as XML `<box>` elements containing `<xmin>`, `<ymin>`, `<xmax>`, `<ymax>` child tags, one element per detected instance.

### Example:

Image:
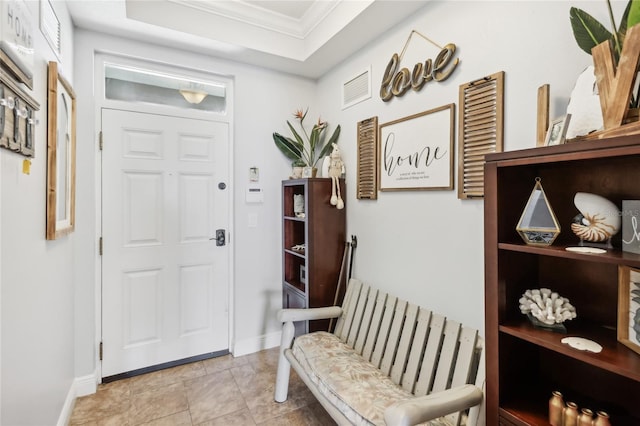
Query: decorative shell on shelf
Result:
<box><xmin>570</xmin><ymin>192</ymin><xmax>620</xmax><ymax>243</ymax></box>
<box><xmin>519</xmin><ymin>288</ymin><xmax>577</xmax><ymax>325</ymax></box>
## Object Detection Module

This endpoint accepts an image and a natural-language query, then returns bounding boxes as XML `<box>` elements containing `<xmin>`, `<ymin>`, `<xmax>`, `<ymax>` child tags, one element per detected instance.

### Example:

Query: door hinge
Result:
<box><xmin>99</xmin><ymin>131</ymin><xmax>103</xmax><ymax>150</ymax></box>
<box><xmin>99</xmin><ymin>341</ymin><xmax>103</xmax><ymax>361</ymax></box>
<box><xmin>99</xmin><ymin>237</ymin><xmax>103</xmax><ymax>255</ymax></box>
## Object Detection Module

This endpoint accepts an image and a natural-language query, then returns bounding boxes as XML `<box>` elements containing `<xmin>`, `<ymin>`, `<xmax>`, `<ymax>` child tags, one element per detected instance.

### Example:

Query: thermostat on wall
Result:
<box><xmin>246</xmin><ymin>187</ymin><xmax>264</xmax><ymax>203</ymax></box>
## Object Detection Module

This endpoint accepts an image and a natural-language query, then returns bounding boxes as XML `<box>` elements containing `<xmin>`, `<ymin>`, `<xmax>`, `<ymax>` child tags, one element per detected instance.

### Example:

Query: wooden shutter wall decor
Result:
<box><xmin>356</xmin><ymin>116</ymin><xmax>378</xmax><ymax>199</ymax></box>
<box><xmin>457</xmin><ymin>71</ymin><xmax>504</xmax><ymax>199</ymax></box>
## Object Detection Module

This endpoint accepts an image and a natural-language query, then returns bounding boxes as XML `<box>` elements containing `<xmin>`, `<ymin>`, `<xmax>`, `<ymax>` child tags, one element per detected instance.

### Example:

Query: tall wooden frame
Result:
<box><xmin>457</xmin><ymin>71</ymin><xmax>504</xmax><ymax>199</ymax></box>
<box><xmin>46</xmin><ymin>61</ymin><xmax>76</xmax><ymax>240</ymax></box>
<box><xmin>356</xmin><ymin>116</ymin><xmax>378</xmax><ymax>199</ymax></box>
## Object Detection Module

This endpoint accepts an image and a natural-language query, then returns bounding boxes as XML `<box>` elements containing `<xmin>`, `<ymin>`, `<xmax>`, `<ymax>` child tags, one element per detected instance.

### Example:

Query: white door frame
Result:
<box><xmin>93</xmin><ymin>52</ymin><xmax>235</xmax><ymax>382</ymax></box>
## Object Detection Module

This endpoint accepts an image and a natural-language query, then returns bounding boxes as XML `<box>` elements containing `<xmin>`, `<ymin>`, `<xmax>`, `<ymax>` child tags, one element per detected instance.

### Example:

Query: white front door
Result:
<box><xmin>101</xmin><ymin>108</ymin><xmax>230</xmax><ymax>377</ymax></box>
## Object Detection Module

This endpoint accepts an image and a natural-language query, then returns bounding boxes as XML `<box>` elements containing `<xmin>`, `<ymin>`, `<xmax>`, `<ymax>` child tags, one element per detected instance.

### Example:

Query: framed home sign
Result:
<box><xmin>0</xmin><ymin>0</ymin><xmax>35</xmax><ymax>88</ymax></box>
<box><xmin>618</xmin><ymin>265</ymin><xmax>640</xmax><ymax>355</ymax></box>
<box><xmin>46</xmin><ymin>61</ymin><xmax>76</xmax><ymax>240</ymax></box>
<box><xmin>378</xmin><ymin>104</ymin><xmax>454</xmax><ymax>191</ymax></box>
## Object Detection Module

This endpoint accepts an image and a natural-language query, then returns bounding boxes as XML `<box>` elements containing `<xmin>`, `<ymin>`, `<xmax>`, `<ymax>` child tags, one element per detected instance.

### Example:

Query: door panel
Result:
<box><xmin>101</xmin><ymin>108</ymin><xmax>229</xmax><ymax>377</ymax></box>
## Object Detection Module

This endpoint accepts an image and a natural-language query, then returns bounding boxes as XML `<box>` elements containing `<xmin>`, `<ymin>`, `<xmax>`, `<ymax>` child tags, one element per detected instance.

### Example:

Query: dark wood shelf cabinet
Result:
<box><xmin>484</xmin><ymin>136</ymin><xmax>640</xmax><ymax>426</ymax></box>
<box><xmin>282</xmin><ymin>178</ymin><xmax>346</xmax><ymax>336</ymax></box>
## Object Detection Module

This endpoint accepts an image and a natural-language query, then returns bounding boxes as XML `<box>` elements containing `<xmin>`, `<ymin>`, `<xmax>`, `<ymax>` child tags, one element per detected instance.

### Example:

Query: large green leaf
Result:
<box><xmin>570</xmin><ymin>7</ymin><xmax>614</xmax><ymax>55</ymax></box>
<box><xmin>628</xmin><ymin>0</ymin><xmax>640</xmax><ymax>32</ymax></box>
<box><xmin>317</xmin><ymin>125</ymin><xmax>341</xmax><ymax>161</ymax></box>
<box><xmin>273</xmin><ymin>132</ymin><xmax>302</xmax><ymax>161</ymax></box>
<box><xmin>286</xmin><ymin>121</ymin><xmax>305</xmax><ymax>146</ymax></box>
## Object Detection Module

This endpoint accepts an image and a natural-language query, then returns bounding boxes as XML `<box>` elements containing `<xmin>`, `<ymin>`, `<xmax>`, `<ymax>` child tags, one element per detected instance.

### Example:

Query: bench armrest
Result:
<box><xmin>277</xmin><ymin>306</ymin><xmax>343</xmax><ymax>323</ymax></box>
<box><xmin>384</xmin><ymin>384</ymin><xmax>483</xmax><ymax>426</ymax></box>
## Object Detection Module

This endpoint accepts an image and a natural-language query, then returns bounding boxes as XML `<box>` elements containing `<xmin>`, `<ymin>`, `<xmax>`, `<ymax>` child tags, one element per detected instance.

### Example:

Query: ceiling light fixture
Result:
<box><xmin>179</xmin><ymin>89</ymin><xmax>208</xmax><ymax>104</ymax></box>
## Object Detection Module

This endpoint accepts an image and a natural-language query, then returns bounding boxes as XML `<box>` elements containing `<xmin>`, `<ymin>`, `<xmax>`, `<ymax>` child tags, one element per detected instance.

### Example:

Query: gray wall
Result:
<box><xmin>1</xmin><ymin>1</ymin><xmax>75</xmax><ymax>424</ymax></box>
<box><xmin>315</xmin><ymin>0</ymin><xmax>607</xmax><ymax>330</ymax></box>
<box><xmin>0</xmin><ymin>1</ymin><xmax>625</xmax><ymax>424</ymax></box>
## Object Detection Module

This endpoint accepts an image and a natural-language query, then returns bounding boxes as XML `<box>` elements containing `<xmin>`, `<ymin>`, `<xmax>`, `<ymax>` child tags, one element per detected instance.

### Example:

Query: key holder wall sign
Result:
<box><xmin>380</xmin><ymin>30</ymin><xmax>460</xmax><ymax>102</ymax></box>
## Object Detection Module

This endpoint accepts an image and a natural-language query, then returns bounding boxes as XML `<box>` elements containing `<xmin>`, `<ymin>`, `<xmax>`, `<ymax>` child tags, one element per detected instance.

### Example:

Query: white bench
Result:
<box><xmin>274</xmin><ymin>279</ymin><xmax>485</xmax><ymax>426</ymax></box>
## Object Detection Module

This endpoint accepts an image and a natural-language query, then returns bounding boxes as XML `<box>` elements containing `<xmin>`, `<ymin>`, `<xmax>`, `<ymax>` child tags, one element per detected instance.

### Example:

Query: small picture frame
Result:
<box><xmin>622</xmin><ymin>200</ymin><xmax>640</xmax><ymax>254</ymax></box>
<box><xmin>545</xmin><ymin>114</ymin><xmax>572</xmax><ymax>146</ymax></box>
<box><xmin>299</xmin><ymin>265</ymin><xmax>306</xmax><ymax>285</ymax></box>
<box><xmin>617</xmin><ymin>265</ymin><xmax>640</xmax><ymax>355</ymax></box>
<box><xmin>302</xmin><ymin>166</ymin><xmax>315</xmax><ymax>178</ymax></box>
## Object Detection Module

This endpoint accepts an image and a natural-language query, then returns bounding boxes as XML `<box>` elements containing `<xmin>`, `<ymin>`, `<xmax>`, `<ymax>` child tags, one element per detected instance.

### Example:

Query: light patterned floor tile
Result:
<box><xmin>69</xmin><ymin>348</ymin><xmax>333</xmax><ymax>426</ymax></box>
<box><xmin>257</xmin><ymin>403</ymin><xmax>336</xmax><ymax>426</ymax></box>
<box><xmin>139</xmin><ymin>410</ymin><xmax>193</xmax><ymax>425</ymax></box>
<box><xmin>201</xmin><ymin>352</ymin><xmax>248</xmax><ymax>375</ymax></box>
<box><xmin>129</xmin><ymin>382</ymin><xmax>189</xmax><ymax>424</ymax></box>
<box><xmin>196</xmin><ymin>408</ymin><xmax>256</xmax><ymax>426</ymax></box>
<box><xmin>185</xmin><ymin>369</ymin><xmax>249</xmax><ymax>424</ymax></box>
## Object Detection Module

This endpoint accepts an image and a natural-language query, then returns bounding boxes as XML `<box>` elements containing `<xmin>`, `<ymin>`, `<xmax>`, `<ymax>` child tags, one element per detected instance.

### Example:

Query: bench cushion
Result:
<box><xmin>291</xmin><ymin>331</ymin><xmax>452</xmax><ymax>426</ymax></box>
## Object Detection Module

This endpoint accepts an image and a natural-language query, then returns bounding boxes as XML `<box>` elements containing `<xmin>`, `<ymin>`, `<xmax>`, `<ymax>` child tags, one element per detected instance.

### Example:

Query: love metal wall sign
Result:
<box><xmin>380</xmin><ymin>30</ymin><xmax>460</xmax><ymax>102</ymax></box>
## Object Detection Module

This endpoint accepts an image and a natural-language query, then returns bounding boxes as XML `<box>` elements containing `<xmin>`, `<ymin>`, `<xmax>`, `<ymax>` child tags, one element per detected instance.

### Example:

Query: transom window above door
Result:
<box><xmin>104</xmin><ymin>64</ymin><xmax>227</xmax><ymax>113</ymax></box>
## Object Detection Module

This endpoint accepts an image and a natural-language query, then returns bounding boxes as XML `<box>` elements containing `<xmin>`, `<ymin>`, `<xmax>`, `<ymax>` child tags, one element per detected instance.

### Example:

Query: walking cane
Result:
<box><xmin>328</xmin><ymin>240</ymin><xmax>350</xmax><ymax>331</ymax></box>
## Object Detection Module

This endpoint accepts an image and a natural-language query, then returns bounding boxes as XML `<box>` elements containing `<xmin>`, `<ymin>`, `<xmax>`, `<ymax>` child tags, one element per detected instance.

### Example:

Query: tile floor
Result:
<box><xmin>69</xmin><ymin>347</ymin><xmax>336</xmax><ymax>425</ymax></box>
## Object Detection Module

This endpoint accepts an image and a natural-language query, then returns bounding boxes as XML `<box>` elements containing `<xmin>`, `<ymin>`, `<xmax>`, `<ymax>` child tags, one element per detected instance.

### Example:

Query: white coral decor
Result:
<box><xmin>519</xmin><ymin>288</ymin><xmax>577</xmax><ymax>325</ymax></box>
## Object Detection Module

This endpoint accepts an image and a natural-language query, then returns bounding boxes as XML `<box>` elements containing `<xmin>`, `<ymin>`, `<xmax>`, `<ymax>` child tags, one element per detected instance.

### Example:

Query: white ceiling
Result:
<box><xmin>66</xmin><ymin>0</ymin><xmax>429</xmax><ymax>79</ymax></box>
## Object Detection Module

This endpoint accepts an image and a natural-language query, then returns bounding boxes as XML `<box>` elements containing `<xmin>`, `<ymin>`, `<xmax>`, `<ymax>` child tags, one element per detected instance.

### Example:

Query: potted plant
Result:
<box><xmin>273</xmin><ymin>108</ymin><xmax>340</xmax><ymax>177</ymax></box>
<box><xmin>570</xmin><ymin>0</ymin><xmax>640</xmax><ymax>109</ymax></box>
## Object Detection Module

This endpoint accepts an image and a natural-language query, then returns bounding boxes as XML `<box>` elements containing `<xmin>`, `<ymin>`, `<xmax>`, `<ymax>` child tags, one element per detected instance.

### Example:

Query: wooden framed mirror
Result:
<box><xmin>46</xmin><ymin>61</ymin><xmax>76</xmax><ymax>240</ymax></box>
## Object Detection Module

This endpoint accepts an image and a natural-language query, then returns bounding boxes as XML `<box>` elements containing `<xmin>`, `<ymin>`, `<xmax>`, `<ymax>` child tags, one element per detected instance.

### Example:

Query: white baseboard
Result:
<box><xmin>74</xmin><ymin>372</ymin><xmax>99</xmax><ymax>397</ymax></box>
<box><xmin>233</xmin><ymin>330</ymin><xmax>281</xmax><ymax>356</ymax></box>
<box><xmin>56</xmin><ymin>371</ymin><xmax>98</xmax><ymax>426</ymax></box>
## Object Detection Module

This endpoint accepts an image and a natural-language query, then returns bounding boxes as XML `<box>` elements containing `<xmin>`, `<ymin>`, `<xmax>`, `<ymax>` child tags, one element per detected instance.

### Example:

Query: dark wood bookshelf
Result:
<box><xmin>485</xmin><ymin>135</ymin><xmax>640</xmax><ymax>425</ymax></box>
<box><xmin>282</xmin><ymin>178</ymin><xmax>346</xmax><ymax>335</ymax></box>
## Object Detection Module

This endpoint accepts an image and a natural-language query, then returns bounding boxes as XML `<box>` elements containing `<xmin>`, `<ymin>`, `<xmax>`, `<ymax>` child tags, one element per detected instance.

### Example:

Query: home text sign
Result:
<box><xmin>380</xmin><ymin>43</ymin><xmax>459</xmax><ymax>102</ymax></box>
<box><xmin>0</xmin><ymin>0</ymin><xmax>34</xmax><ymax>80</ymax></box>
<box><xmin>378</xmin><ymin>104</ymin><xmax>454</xmax><ymax>191</ymax></box>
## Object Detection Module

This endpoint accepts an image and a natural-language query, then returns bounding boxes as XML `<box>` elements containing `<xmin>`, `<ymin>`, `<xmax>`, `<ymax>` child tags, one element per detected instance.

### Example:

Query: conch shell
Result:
<box><xmin>570</xmin><ymin>192</ymin><xmax>620</xmax><ymax>243</ymax></box>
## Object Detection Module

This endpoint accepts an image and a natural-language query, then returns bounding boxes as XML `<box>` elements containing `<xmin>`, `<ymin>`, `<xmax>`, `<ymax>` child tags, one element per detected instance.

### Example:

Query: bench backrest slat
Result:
<box><xmin>414</xmin><ymin>313</ymin><xmax>446</xmax><ymax>396</ymax></box>
<box><xmin>379</xmin><ymin>299</ymin><xmax>408</xmax><ymax>376</ymax></box>
<box><xmin>451</xmin><ymin>326</ymin><xmax>479</xmax><ymax>388</ymax></box>
<box><xmin>401</xmin><ymin>308</ymin><xmax>433</xmax><ymax>393</ymax></box>
<box><xmin>390</xmin><ymin>302</ymin><xmax>419</xmax><ymax>386</ymax></box>
<box><xmin>362</xmin><ymin>291</ymin><xmax>387</xmax><ymax>362</ymax></box>
<box><xmin>347</xmin><ymin>284</ymin><xmax>370</xmax><ymax>347</ymax></box>
<box><xmin>335</xmin><ymin>279</ymin><xmax>362</xmax><ymax>341</ymax></box>
<box><xmin>445</xmin><ymin>326</ymin><xmax>479</xmax><ymax>425</ymax></box>
<box><xmin>432</xmin><ymin>320</ymin><xmax>462</xmax><ymax>393</ymax></box>
<box><xmin>354</xmin><ymin>288</ymin><xmax>378</xmax><ymax>354</ymax></box>
<box><xmin>370</xmin><ymin>295</ymin><xmax>397</xmax><ymax>368</ymax></box>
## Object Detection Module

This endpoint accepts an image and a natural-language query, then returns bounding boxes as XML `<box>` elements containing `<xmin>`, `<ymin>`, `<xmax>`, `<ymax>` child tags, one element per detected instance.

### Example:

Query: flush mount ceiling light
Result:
<box><xmin>179</xmin><ymin>89</ymin><xmax>208</xmax><ymax>104</ymax></box>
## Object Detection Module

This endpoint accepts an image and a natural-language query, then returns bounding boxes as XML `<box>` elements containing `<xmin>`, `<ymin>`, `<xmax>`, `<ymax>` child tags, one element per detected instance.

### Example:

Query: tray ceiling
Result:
<box><xmin>67</xmin><ymin>0</ymin><xmax>428</xmax><ymax>78</ymax></box>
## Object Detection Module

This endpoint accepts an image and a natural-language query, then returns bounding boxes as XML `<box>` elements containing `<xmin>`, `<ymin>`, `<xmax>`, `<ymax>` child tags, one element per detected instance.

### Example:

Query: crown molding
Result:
<box><xmin>171</xmin><ymin>0</ymin><xmax>340</xmax><ymax>39</ymax></box>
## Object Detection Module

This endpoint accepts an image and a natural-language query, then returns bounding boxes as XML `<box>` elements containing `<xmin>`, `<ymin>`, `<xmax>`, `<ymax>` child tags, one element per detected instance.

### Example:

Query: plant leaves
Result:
<box><xmin>286</xmin><ymin>121</ymin><xmax>305</xmax><ymax>146</ymax></box>
<box><xmin>317</xmin><ymin>125</ymin><xmax>341</xmax><ymax>160</ymax></box>
<box><xmin>273</xmin><ymin>132</ymin><xmax>302</xmax><ymax>161</ymax></box>
<box><xmin>618</xmin><ymin>1</ymin><xmax>632</xmax><ymax>43</ymax></box>
<box><xmin>570</xmin><ymin>6</ymin><xmax>615</xmax><ymax>55</ymax></box>
<box><xmin>628</xmin><ymin>0</ymin><xmax>640</xmax><ymax>33</ymax></box>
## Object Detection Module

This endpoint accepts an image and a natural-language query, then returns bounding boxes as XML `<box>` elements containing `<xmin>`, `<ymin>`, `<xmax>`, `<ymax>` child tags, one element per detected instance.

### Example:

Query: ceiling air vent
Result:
<box><xmin>41</xmin><ymin>0</ymin><xmax>61</xmax><ymax>58</ymax></box>
<box><xmin>342</xmin><ymin>67</ymin><xmax>371</xmax><ymax>109</ymax></box>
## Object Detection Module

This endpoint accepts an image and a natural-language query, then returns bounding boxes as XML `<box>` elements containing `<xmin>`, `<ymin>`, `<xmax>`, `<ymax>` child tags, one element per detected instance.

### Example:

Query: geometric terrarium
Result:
<box><xmin>516</xmin><ymin>177</ymin><xmax>561</xmax><ymax>246</ymax></box>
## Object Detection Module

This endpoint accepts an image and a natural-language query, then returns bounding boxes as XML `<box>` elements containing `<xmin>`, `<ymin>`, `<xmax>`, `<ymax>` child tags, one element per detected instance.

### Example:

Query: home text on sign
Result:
<box><xmin>380</xmin><ymin>43</ymin><xmax>459</xmax><ymax>102</ymax></box>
